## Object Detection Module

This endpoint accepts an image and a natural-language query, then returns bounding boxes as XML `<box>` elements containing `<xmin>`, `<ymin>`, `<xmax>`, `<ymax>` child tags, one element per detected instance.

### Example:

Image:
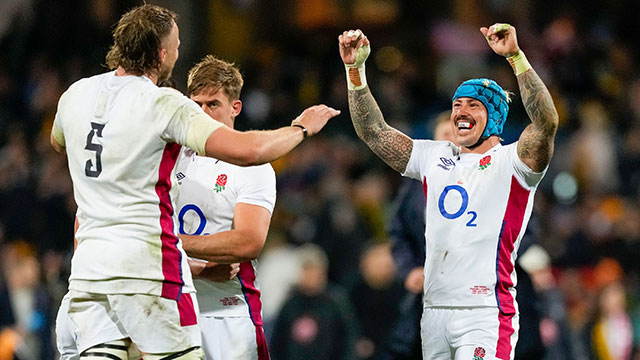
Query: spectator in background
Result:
<box><xmin>347</xmin><ymin>243</ymin><xmax>404</xmax><ymax>360</ymax></box>
<box><xmin>0</xmin><ymin>241</ymin><xmax>53</xmax><ymax>360</ymax></box>
<box><xmin>589</xmin><ymin>260</ymin><xmax>633</xmax><ymax>360</ymax></box>
<box><xmin>568</xmin><ymin>99</ymin><xmax>619</xmax><ymax>195</ymax></box>
<box><xmin>270</xmin><ymin>244</ymin><xmax>357</xmax><ymax>360</ymax></box>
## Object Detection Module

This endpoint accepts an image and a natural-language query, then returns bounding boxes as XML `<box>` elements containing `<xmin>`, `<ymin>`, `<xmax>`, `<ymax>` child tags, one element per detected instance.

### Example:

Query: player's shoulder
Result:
<box><xmin>224</xmin><ymin>161</ymin><xmax>275</xmax><ymax>177</ymax></box>
<box><xmin>155</xmin><ymin>85</ymin><xmax>186</xmax><ymax>97</ymax></box>
<box><xmin>62</xmin><ymin>72</ymin><xmax>110</xmax><ymax>98</ymax></box>
<box><xmin>57</xmin><ymin>72</ymin><xmax>110</xmax><ymax>113</ymax></box>
<box><xmin>239</xmin><ymin>162</ymin><xmax>275</xmax><ymax>177</ymax></box>
<box><xmin>414</xmin><ymin>139</ymin><xmax>459</xmax><ymax>157</ymax></box>
<box><xmin>493</xmin><ymin>142</ymin><xmax>518</xmax><ymax>158</ymax></box>
<box><xmin>153</xmin><ymin>86</ymin><xmax>189</xmax><ymax>103</ymax></box>
<box><xmin>151</xmin><ymin>86</ymin><xmax>195</xmax><ymax>117</ymax></box>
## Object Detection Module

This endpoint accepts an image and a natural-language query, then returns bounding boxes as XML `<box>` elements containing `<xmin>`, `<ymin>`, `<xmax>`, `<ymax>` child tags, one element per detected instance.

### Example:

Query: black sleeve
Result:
<box><xmin>387</xmin><ymin>178</ymin><xmax>426</xmax><ymax>280</ymax></box>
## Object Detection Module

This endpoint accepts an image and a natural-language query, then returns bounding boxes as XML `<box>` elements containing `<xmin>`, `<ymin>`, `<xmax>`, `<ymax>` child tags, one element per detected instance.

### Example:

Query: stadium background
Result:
<box><xmin>1</xmin><ymin>0</ymin><xmax>640</xmax><ymax>359</ymax></box>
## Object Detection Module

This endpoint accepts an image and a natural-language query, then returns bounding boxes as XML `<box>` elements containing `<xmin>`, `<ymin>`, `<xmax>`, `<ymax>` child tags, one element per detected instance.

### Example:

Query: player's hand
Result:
<box><xmin>404</xmin><ymin>267</ymin><xmax>424</xmax><ymax>294</ymax></box>
<box><xmin>199</xmin><ymin>262</ymin><xmax>240</xmax><ymax>282</ymax></box>
<box><xmin>291</xmin><ymin>105</ymin><xmax>340</xmax><ymax>136</ymax></box>
<box><xmin>480</xmin><ymin>23</ymin><xmax>520</xmax><ymax>58</ymax></box>
<box><xmin>338</xmin><ymin>29</ymin><xmax>370</xmax><ymax>66</ymax></box>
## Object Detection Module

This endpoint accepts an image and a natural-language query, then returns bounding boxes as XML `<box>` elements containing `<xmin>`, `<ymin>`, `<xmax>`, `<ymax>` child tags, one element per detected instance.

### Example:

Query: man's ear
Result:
<box><xmin>231</xmin><ymin>99</ymin><xmax>242</xmax><ymax>117</ymax></box>
<box><xmin>159</xmin><ymin>48</ymin><xmax>167</xmax><ymax>63</ymax></box>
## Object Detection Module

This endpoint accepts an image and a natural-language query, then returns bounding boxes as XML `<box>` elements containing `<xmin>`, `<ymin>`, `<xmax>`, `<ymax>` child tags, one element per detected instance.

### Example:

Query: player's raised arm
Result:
<box><xmin>482</xmin><ymin>24</ymin><xmax>559</xmax><ymax>172</ymax></box>
<box><xmin>339</xmin><ymin>29</ymin><xmax>413</xmax><ymax>174</ymax></box>
<box><xmin>202</xmin><ymin>104</ymin><xmax>339</xmax><ymax>166</ymax></box>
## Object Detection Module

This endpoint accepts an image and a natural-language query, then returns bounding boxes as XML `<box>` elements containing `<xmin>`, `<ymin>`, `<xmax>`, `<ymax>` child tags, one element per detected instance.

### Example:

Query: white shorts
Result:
<box><xmin>199</xmin><ymin>316</ymin><xmax>269</xmax><ymax>360</ymax></box>
<box><xmin>421</xmin><ymin>307</ymin><xmax>519</xmax><ymax>360</ymax></box>
<box><xmin>68</xmin><ymin>290</ymin><xmax>201</xmax><ymax>355</ymax></box>
<box><xmin>55</xmin><ymin>294</ymin><xmax>80</xmax><ymax>360</ymax></box>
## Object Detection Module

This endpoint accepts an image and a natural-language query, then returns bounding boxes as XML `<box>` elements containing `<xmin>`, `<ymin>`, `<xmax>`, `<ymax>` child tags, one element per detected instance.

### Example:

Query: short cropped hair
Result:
<box><xmin>105</xmin><ymin>5</ymin><xmax>177</xmax><ymax>75</ymax></box>
<box><xmin>187</xmin><ymin>55</ymin><xmax>243</xmax><ymax>100</ymax></box>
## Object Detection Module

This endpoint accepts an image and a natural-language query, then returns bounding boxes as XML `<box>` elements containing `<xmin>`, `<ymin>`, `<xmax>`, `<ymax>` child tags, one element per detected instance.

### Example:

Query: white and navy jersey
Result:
<box><xmin>403</xmin><ymin>141</ymin><xmax>546</xmax><ymax>312</ymax></box>
<box><xmin>52</xmin><ymin>71</ymin><xmax>223</xmax><ymax>300</ymax></box>
<box><xmin>175</xmin><ymin>148</ymin><xmax>276</xmax><ymax>321</ymax></box>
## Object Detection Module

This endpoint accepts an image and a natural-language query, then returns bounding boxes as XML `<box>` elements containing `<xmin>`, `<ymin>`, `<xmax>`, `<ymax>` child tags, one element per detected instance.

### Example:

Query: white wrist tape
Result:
<box><xmin>345</xmin><ymin>64</ymin><xmax>367</xmax><ymax>90</ymax></box>
<box><xmin>344</xmin><ymin>37</ymin><xmax>371</xmax><ymax>91</ymax></box>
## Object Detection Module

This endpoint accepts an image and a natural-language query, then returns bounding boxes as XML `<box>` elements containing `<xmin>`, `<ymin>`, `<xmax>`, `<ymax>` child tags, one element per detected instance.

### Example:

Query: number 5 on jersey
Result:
<box><xmin>85</xmin><ymin>122</ymin><xmax>105</xmax><ymax>178</ymax></box>
<box><xmin>438</xmin><ymin>185</ymin><xmax>477</xmax><ymax>227</ymax></box>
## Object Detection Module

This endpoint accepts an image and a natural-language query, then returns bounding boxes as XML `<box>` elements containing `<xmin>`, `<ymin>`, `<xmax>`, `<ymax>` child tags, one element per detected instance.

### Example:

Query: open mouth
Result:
<box><xmin>457</xmin><ymin>120</ymin><xmax>474</xmax><ymax>130</ymax></box>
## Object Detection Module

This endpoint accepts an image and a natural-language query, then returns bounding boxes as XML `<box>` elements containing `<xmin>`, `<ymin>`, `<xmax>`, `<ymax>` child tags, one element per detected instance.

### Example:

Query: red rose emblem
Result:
<box><xmin>474</xmin><ymin>347</ymin><xmax>486</xmax><ymax>357</ymax></box>
<box><xmin>216</xmin><ymin>174</ymin><xmax>227</xmax><ymax>187</ymax></box>
<box><xmin>479</xmin><ymin>156</ymin><xmax>491</xmax><ymax>167</ymax></box>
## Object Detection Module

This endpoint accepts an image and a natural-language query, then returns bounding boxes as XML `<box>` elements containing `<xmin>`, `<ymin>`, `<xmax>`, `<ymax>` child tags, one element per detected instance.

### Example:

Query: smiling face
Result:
<box><xmin>451</xmin><ymin>97</ymin><xmax>488</xmax><ymax>148</ymax></box>
<box><xmin>190</xmin><ymin>87</ymin><xmax>242</xmax><ymax>128</ymax></box>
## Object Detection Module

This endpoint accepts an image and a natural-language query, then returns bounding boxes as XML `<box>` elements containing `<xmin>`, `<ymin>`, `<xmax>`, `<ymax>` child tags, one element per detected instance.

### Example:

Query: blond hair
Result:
<box><xmin>187</xmin><ymin>55</ymin><xmax>243</xmax><ymax>100</ymax></box>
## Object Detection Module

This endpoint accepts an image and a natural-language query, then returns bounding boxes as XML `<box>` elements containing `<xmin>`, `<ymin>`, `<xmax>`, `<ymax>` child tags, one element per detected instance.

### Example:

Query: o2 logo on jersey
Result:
<box><xmin>178</xmin><ymin>204</ymin><xmax>209</xmax><ymax>235</ymax></box>
<box><xmin>437</xmin><ymin>185</ymin><xmax>477</xmax><ymax>227</ymax></box>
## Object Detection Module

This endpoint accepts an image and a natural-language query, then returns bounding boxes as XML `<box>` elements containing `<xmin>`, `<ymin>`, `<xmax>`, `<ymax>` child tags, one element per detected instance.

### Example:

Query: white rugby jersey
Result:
<box><xmin>403</xmin><ymin>141</ymin><xmax>546</xmax><ymax>312</ymax></box>
<box><xmin>52</xmin><ymin>71</ymin><xmax>222</xmax><ymax>300</ymax></box>
<box><xmin>175</xmin><ymin>148</ymin><xmax>276</xmax><ymax>322</ymax></box>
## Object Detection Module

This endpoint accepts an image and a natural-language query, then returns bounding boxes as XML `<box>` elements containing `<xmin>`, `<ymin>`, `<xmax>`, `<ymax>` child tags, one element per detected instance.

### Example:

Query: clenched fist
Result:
<box><xmin>480</xmin><ymin>23</ymin><xmax>520</xmax><ymax>58</ymax></box>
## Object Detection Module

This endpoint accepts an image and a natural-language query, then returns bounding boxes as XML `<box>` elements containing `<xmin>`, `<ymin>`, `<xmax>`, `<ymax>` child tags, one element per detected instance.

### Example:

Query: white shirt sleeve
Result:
<box><xmin>507</xmin><ymin>142</ymin><xmax>547</xmax><ymax>188</ymax></box>
<box><xmin>402</xmin><ymin>139</ymin><xmax>440</xmax><ymax>180</ymax></box>
<box><xmin>155</xmin><ymin>88</ymin><xmax>223</xmax><ymax>154</ymax></box>
<box><xmin>52</xmin><ymin>89</ymin><xmax>71</xmax><ymax>147</ymax></box>
<box><xmin>235</xmin><ymin>164</ymin><xmax>277</xmax><ymax>213</ymax></box>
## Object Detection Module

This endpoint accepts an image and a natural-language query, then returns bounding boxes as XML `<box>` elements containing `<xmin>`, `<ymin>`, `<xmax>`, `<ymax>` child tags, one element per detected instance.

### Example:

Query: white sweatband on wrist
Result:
<box><xmin>344</xmin><ymin>41</ymin><xmax>371</xmax><ymax>91</ymax></box>
<box><xmin>345</xmin><ymin>64</ymin><xmax>367</xmax><ymax>90</ymax></box>
<box><xmin>507</xmin><ymin>50</ymin><xmax>532</xmax><ymax>76</ymax></box>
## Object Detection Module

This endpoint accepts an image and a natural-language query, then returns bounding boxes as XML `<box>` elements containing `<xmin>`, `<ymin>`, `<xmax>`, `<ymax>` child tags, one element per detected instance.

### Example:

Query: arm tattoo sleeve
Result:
<box><xmin>348</xmin><ymin>87</ymin><xmax>413</xmax><ymax>173</ymax></box>
<box><xmin>516</xmin><ymin>69</ymin><xmax>559</xmax><ymax>172</ymax></box>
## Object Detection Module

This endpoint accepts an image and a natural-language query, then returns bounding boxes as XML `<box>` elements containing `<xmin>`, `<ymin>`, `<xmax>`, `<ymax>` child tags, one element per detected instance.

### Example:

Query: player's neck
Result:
<box><xmin>115</xmin><ymin>66</ymin><xmax>159</xmax><ymax>85</ymax></box>
<box><xmin>460</xmin><ymin>136</ymin><xmax>500</xmax><ymax>154</ymax></box>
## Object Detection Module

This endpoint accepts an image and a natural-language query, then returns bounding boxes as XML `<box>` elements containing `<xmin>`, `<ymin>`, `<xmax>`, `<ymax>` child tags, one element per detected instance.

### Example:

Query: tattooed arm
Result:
<box><xmin>339</xmin><ymin>29</ymin><xmax>413</xmax><ymax>174</ymax></box>
<box><xmin>348</xmin><ymin>87</ymin><xmax>413</xmax><ymax>173</ymax></box>
<box><xmin>515</xmin><ymin>69</ymin><xmax>559</xmax><ymax>172</ymax></box>
<box><xmin>481</xmin><ymin>23</ymin><xmax>559</xmax><ymax>172</ymax></box>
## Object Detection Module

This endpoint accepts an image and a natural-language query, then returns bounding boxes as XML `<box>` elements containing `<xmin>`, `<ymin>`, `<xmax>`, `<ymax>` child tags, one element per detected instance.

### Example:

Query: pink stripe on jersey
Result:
<box><xmin>255</xmin><ymin>324</ymin><xmax>270</xmax><ymax>360</ymax></box>
<box><xmin>422</xmin><ymin>176</ymin><xmax>428</xmax><ymax>201</ymax></box>
<box><xmin>495</xmin><ymin>176</ymin><xmax>529</xmax><ymax>359</ymax></box>
<box><xmin>238</xmin><ymin>262</ymin><xmax>269</xmax><ymax>359</ymax></box>
<box><xmin>178</xmin><ymin>293</ymin><xmax>198</xmax><ymax>326</ymax></box>
<box><xmin>496</xmin><ymin>311</ymin><xmax>515</xmax><ymax>360</ymax></box>
<box><xmin>156</xmin><ymin>143</ymin><xmax>184</xmax><ymax>300</ymax></box>
<box><xmin>237</xmin><ymin>262</ymin><xmax>263</xmax><ymax>326</ymax></box>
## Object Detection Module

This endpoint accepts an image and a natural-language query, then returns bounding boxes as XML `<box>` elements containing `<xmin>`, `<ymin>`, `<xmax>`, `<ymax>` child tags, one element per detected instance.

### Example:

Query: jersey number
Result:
<box><xmin>84</xmin><ymin>122</ymin><xmax>105</xmax><ymax>178</ymax></box>
<box><xmin>438</xmin><ymin>185</ymin><xmax>477</xmax><ymax>227</ymax></box>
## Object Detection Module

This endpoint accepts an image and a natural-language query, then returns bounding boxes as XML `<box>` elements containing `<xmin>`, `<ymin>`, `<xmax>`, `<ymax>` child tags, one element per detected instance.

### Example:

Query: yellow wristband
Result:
<box><xmin>507</xmin><ymin>50</ymin><xmax>532</xmax><ymax>76</ymax></box>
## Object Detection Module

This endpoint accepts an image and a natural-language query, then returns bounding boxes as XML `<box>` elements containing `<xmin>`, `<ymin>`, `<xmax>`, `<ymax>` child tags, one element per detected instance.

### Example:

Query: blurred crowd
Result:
<box><xmin>1</xmin><ymin>0</ymin><xmax>640</xmax><ymax>359</ymax></box>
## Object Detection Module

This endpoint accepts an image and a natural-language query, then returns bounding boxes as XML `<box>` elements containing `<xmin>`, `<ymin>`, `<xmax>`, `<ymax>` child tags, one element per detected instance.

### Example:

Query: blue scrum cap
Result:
<box><xmin>452</xmin><ymin>78</ymin><xmax>510</xmax><ymax>137</ymax></box>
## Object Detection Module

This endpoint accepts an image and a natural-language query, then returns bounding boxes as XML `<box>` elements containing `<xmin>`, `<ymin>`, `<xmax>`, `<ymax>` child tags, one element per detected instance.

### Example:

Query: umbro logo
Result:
<box><xmin>437</xmin><ymin>157</ymin><xmax>455</xmax><ymax>171</ymax></box>
<box><xmin>176</xmin><ymin>172</ymin><xmax>185</xmax><ymax>181</ymax></box>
